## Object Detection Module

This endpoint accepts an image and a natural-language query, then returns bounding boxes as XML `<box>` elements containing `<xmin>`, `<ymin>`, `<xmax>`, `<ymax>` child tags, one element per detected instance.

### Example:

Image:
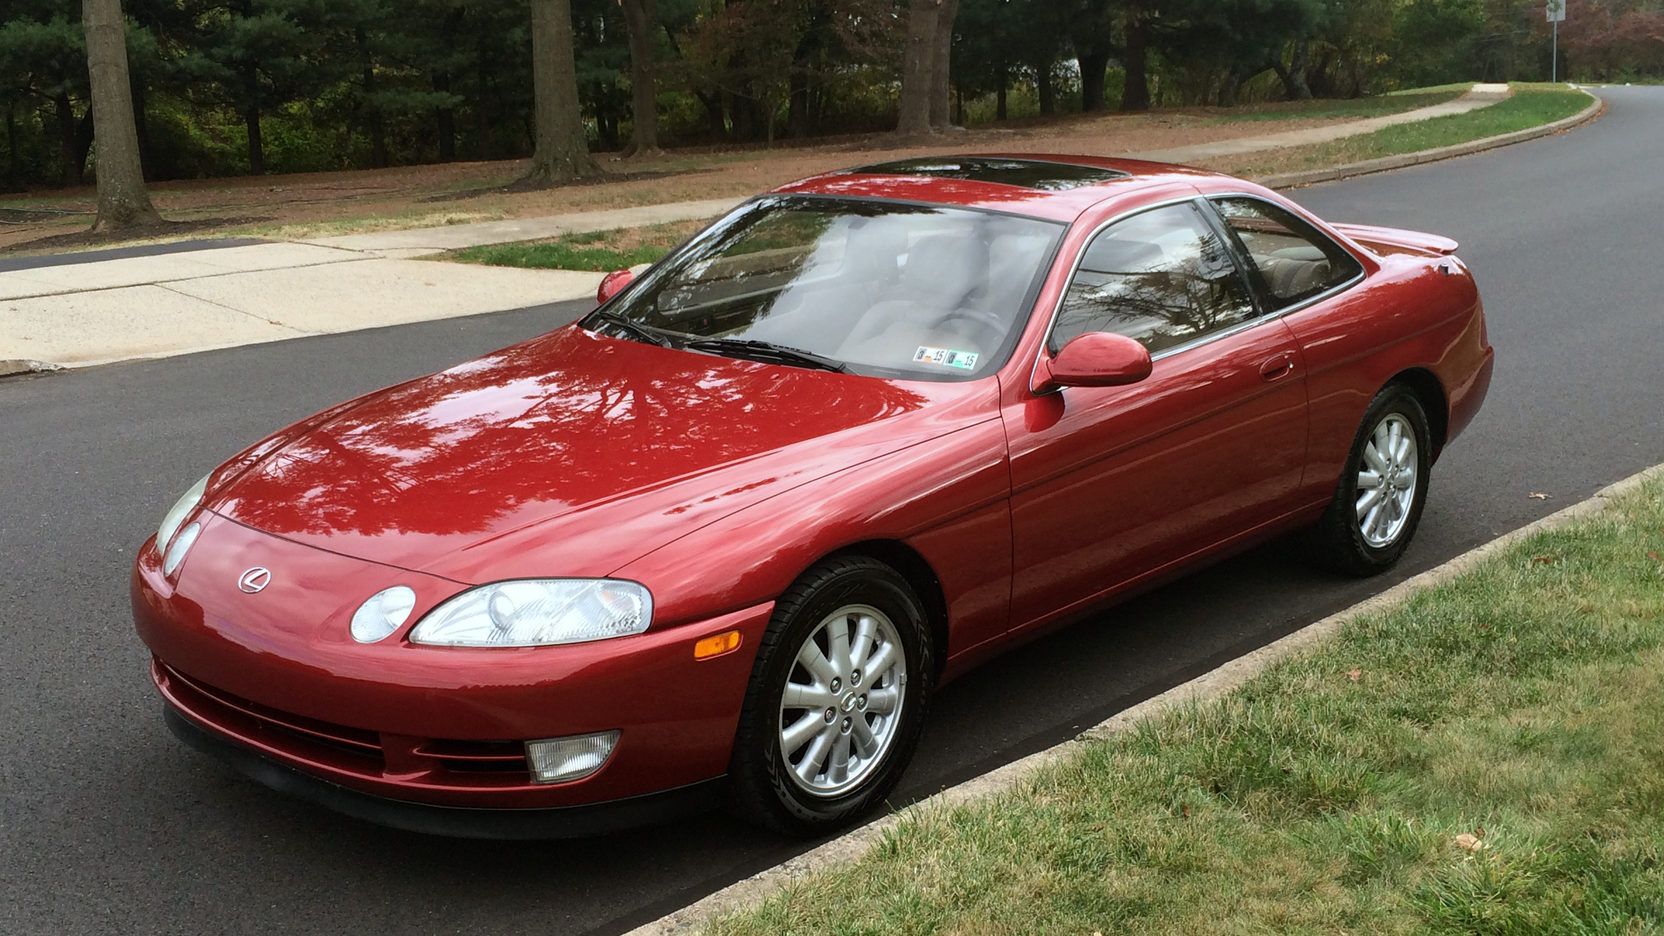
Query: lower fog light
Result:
<box><xmin>525</xmin><ymin>730</ymin><xmax>619</xmax><ymax>784</ymax></box>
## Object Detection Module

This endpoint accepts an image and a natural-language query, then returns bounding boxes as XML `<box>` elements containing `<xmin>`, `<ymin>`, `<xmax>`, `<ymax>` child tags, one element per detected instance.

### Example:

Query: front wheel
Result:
<box><xmin>727</xmin><ymin>556</ymin><xmax>932</xmax><ymax>836</ymax></box>
<box><xmin>1304</xmin><ymin>385</ymin><xmax>1433</xmax><ymax>576</ymax></box>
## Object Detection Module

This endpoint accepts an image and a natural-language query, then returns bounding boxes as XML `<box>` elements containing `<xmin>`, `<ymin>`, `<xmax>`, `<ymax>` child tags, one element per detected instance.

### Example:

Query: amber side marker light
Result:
<box><xmin>694</xmin><ymin>630</ymin><xmax>742</xmax><ymax>660</ymax></box>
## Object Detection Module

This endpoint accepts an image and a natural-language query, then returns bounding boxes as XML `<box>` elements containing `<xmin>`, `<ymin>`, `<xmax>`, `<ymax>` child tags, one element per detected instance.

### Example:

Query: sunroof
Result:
<box><xmin>847</xmin><ymin>157</ymin><xmax>1128</xmax><ymax>191</ymax></box>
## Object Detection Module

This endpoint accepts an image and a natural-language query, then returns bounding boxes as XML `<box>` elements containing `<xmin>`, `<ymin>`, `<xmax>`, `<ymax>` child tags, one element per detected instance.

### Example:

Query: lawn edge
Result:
<box><xmin>625</xmin><ymin>458</ymin><xmax>1664</xmax><ymax>936</ymax></box>
<box><xmin>1261</xmin><ymin>86</ymin><xmax>1603</xmax><ymax>190</ymax></box>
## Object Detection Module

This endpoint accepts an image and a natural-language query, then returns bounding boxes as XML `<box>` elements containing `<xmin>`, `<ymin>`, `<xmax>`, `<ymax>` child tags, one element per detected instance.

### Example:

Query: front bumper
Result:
<box><xmin>162</xmin><ymin>705</ymin><xmax>724</xmax><ymax>838</ymax></box>
<box><xmin>134</xmin><ymin>512</ymin><xmax>774</xmax><ymax>816</ymax></box>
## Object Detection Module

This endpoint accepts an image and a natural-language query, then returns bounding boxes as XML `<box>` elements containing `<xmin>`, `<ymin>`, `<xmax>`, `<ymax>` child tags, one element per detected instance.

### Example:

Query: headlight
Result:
<box><xmin>408</xmin><ymin>579</ymin><xmax>651</xmax><ymax>648</ymax></box>
<box><xmin>156</xmin><ymin>474</ymin><xmax>210</xmax><ymax>553</ymax></box>
<box><xmin>162</xmin><ymin>522</ymin><xmax>202</xmax><ymax>576</ymax></box>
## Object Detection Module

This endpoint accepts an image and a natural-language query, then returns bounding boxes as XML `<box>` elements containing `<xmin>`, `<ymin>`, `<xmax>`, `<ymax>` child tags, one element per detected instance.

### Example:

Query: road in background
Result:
<box><xmin>3</xmin><ymin>85</ymin><xmax>1661</xmax><ymax>936</ymax></box>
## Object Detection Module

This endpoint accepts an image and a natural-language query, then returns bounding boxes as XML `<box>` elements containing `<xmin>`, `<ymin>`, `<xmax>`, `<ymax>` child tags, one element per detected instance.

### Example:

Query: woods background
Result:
<box><xmin>3</xmin><ymin>0</ymin><xmax>1661</xmax><ymax>193</ymax></box>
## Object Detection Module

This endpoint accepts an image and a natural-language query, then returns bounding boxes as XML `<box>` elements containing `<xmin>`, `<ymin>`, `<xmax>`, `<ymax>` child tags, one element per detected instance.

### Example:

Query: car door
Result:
<box><xmin>1001</xmin><ymin>198</ymin><xmax>1311</xmax><ymax>633</ymax></box>
<box><xmin>1204</xmin><ymin>194</ymin><xmax>1370</xmax><ymax>504</ymax></box>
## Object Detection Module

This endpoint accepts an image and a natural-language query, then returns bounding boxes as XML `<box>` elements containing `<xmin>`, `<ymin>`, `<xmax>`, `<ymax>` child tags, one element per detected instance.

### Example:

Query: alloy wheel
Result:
<box><xmin>1356</xmin><ymin>412</ymin><xmax>1419</xmax><ymax>548</ymax></box>
<box><xmin>777</xmin><ymin>603</ymin><xmax>907</xmax><ymax>798</ymax></box>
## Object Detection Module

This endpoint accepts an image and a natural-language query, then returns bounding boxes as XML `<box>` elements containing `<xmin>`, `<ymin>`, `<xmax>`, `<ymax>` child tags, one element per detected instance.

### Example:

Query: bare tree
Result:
<box><xmin>526</xmin><ymin>0</ymin><xmax>599</xmax><ymax>184</ymax></box>
<box><xmin>897</xmin><ymin>0</ymin><xmax>942</xmax><ymax>135</ymax></box>
<box><xmin>620</xmin><ymin>0</ymin><xmax>662</xmax><ymax>157</ymax></box>
<box><xmin>82</xmin><ymin>0</ymin><xmax>161</xmax><ymax>230</ymax></box>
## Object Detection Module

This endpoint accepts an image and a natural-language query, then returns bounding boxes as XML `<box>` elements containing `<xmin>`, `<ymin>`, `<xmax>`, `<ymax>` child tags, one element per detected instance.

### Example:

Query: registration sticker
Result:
<box><xmin>913</xmin><ymin>346</ymin><xmax>980</xmax><ymax>370</ymax></box>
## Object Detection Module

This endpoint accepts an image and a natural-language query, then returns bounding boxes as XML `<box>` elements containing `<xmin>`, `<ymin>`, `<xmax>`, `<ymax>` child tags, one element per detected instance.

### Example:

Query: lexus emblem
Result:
<box><xmin>237</xmin><ymin>567</ymin><xmax>272</xmax><ymax>594</ymax></box>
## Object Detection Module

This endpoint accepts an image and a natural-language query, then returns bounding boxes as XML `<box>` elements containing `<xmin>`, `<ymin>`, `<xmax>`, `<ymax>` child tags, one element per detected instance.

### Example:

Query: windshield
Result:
<box><xmin>590</xmin><ymin>196</ymin><xmax>1064</xmax><ymax>380</ymax></box>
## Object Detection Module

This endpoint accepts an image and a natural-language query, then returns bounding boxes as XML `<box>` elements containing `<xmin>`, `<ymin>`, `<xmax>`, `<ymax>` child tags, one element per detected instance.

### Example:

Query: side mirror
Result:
<box><xmin>1036</xmin><ymin>332</ymin><xmax>1152</xmax><ymax>392</ymax></box>
<box><xmin>596</xmin><ymin>268</ymin><xmax>635</xmax><ymax>305</ymax></box>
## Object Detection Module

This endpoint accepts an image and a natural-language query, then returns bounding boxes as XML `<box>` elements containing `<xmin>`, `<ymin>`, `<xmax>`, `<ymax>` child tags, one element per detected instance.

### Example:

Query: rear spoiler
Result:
<box><xmin>1330</xmin><ymin>223</ymin><xmax>1459</xmax><ymax>256</ymax></box>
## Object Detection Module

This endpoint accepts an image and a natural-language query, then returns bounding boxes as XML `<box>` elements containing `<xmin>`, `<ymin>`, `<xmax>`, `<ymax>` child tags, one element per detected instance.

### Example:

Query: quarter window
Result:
<box><xmin>1210</xmin><ymin>197</ymin><xmax>1363</xmax><ymax>309</ymax></box>
<box><xmin>1051</xmin><ymin>202</ymin><xmax>1257</xmax><ymax>355</ymax></box>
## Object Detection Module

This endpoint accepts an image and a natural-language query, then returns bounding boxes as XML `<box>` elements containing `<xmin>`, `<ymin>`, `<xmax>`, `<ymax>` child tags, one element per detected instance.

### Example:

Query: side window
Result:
<box><xmin>1210</xmin><ymin>197</ymin><xmax>1363</xmax><ymax>310</ymax></box>
<box><xmin>1051</xmin><ymin>202</ymin><xmax>1257</xmax><ymax>355</ymax></box>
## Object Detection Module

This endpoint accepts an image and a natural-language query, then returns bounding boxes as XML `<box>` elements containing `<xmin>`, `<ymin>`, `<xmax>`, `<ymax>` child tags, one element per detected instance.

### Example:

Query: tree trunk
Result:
<box><xmin>896</xmin><ymin>0</ymin><xmax>941</xmax><ymax>135</ymax></box>
<box><xmin>473</xmin><ymin>53</ymin><xmax>490</xmax><ymax>158</ymax></box>
<box><xmin>434</xmin><ymin>71</ymin><xmax>456</xmax><ymax>161</ymax></box>
<box><xmin>1078</xmin><ymin>48</ymin><xmax>1110</xmax><ymax>112</ymax></box>
<box><xmin>787</xmin><ymin>70</ymin><xmax>810</xmax><ymax>139</ymax></box>
<box><xmin>620</xmin><ymin>0</ymin><xmax>661</xmax><ymax>156</ymax></box>
<box><xmin>695</xmin><ymin>90</ymin><xmax>727</xmax><ymax>139</ymax></box>
<box><xmin>364</xmin><ymin>72</ymin><xmax>388</xmax><ymax>168</ymax></box>
<box><xmin>357</xmin><ymin>28</ymin><xmax>388</xmax><ymax>168</ymax></box>
<box><xmin>1219</xmin><ymin>68</ymin><xmax>1244</xmax><ymax>107</ymax></box>
<box><xmin>995</xmin><ymin>67</ymin><xmax>1008</xmax><ymax>120</ymax></box>
<box><xmin>929</xmin><ymin>0</ymin><xmax>959</xmax><ymax>130</ymax></box>
<box><xmin>56</xmin><ymin>94</ymin><xmax>84</xmax><ymax>185</ymax></box>
<box><xmin>526</xmin><ymin>0</ymin><xmax>599</xmax><ymax>184</ymax></box>
<box><xmin>1036</xmin><ymin>63</ymin><xmax>1055</xmax><ymax>115</ymax></box>
<box><xmin>83</xmin><ymin>0</ymin><xmax>161</xmax><ymax>229</ymax></box>
<box><xmin>244</xmin><ymin>105</ymin><xmax>264</xmax><ymax>174</ymax></box>
<box><xmin>234</xmin><ymin>0</ymin><xmax>264</xmax><ymax>175</ymax></box>
<box><xmin>131</xmin><ymin>71</ymin><xmax>151</xmax><ymax>171</ymax></box>
<box><xmin>1120</xmin><ymin>2</ymin><xmax>1151</xmax><ymax>112</ymax></box>
<box><xmin>1278</xmin><ymin>40</ymin><xmax>1313</xmax><ymax>100</ymax></box>
<box><xmin>5</xmin><ymin>103</ymin><xmax>20</xmax><ymax>192</ymax></box>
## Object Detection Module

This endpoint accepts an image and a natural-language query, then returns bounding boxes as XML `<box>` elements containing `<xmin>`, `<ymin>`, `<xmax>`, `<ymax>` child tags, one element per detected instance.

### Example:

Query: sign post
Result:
<box><xmin>1547</xmin><ymin>0</ymin><xmax>1566</xmax><ymax>83</ymax></box>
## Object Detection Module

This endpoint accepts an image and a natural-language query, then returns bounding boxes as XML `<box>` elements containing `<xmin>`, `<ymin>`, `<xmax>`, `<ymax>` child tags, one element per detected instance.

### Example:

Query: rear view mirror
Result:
<box><xmin>596</xmin><ymin>268</ymin><xmax>635</xmax><ymax>305</ymax></box>
<box><xmin>1036</xmin><ymin>332</ymin><xmax>1152</xmax><ymax>392</ymax></box>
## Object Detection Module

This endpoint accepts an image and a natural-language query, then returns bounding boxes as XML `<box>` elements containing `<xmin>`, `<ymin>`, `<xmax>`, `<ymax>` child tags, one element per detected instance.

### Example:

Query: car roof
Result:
<box><xmin>771</xmin><ymin>153</ymin><xmax>1228</xmax><ymax>224</ymax></box>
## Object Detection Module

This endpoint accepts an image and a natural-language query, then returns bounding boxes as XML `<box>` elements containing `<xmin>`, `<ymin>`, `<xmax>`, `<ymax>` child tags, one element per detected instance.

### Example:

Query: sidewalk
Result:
<box><xmin>1</xmin><ymin>85</ymin><xmax>1510</xmax><ymax>373</ymax></box>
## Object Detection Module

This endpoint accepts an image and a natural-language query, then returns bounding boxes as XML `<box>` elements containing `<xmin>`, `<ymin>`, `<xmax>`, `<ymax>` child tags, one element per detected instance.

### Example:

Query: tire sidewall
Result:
<box><xmin>741</xmin><ymin>561</ymin><xmax>932</xmax><ymax>832</ymax></box>
<box><xmin>1340</xmin><ymin>389</ymin><xmax>1433</xmax><ymax>569</ymax></box>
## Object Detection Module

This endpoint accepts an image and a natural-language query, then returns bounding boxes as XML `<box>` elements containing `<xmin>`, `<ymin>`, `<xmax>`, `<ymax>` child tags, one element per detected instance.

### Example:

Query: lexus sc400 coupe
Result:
<box><xmin>134</xmin><ymin>155</ymin><xmax>1493</xmax><ymax>837</ymax></box>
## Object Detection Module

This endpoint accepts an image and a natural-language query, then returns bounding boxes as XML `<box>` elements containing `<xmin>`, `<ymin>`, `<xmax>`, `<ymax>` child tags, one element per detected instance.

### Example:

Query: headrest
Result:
<box><xmin>1081</xmin><ymin>238</ymin><xmax>1165</xmax><ymax>275</ymax></box>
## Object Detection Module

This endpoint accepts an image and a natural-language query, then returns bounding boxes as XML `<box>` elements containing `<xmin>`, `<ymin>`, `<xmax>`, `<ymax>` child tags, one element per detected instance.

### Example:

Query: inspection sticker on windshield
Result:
<box><xmin>913</xmin><ymin>347</ymin><xmax>979</xmax><ymax>370</ymax></box>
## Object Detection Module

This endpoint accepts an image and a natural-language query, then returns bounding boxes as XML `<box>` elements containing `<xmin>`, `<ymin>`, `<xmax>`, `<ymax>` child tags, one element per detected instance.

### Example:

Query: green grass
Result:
<box><xmin>446</xmin><ymin>220</ymin><xmax>703</xmax><ymax>272</ymax></box>
<box><xmin>1208</xmin><ymin>88</ymin><xmax>1467</xmax><ymax>124</ymax></box>
<box><xmin>1228</xmin><ymin>85</ymin><xmax>1594</xmax><ymax>176</ymax></box>
<box><xmin>707</xmin><ymin>478</ymin><xmax>1664</xmax><ymax>935</ymax></box>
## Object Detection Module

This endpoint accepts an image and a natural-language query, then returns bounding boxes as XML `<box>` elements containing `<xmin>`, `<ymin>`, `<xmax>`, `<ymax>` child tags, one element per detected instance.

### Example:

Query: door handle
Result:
<box><xmin>1259</xmin><ymin>352</ymin><xmax>1296</xmax><ymax>382</ymax></box>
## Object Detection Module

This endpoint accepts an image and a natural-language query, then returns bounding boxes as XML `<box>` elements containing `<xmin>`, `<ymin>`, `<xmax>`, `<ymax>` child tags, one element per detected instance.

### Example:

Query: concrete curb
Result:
<box><xmin>626</xmin><ymin>460</ymin><xmax>1664</xmax><ymax>936</ymax></box>
<box><xmin>0</xmin><ymin>358</ymin><xmax>60</xmax><ymax>379</ymax></box>
<box><xmin>1258</xmin><ymin>88</ymin><xmax>1604</xmax><ymax>190</ymax></box>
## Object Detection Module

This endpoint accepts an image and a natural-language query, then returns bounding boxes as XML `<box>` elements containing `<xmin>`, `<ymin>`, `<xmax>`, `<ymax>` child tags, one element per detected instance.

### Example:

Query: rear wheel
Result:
<box><xmin>728</xmin><ymin>556</ymin><xmax>932</xmax><ymax>836</ymax></box>
<box><xmin>1305</xmin><ymin>385</ymin><xmax>1433</xmax><ymax>576</ymax></box>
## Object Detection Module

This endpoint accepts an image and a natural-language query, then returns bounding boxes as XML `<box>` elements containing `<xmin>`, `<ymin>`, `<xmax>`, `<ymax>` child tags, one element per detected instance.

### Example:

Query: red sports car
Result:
<box><xmin>134</xmin><ymin>155</ymin><xmax>1492</xmax><ymax>837</ymax></box>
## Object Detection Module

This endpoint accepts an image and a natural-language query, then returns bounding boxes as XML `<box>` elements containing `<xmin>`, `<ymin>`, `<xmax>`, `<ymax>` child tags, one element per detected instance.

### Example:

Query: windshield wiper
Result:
<box><xmin>682</xmin><ymin>337</ymin><xmax>849</xmax><ymax>373</ymax></box>
<box><xmin>585</xmin><ymin>310</ymin><xmax>673</xmax><ymax>347</ymax></box>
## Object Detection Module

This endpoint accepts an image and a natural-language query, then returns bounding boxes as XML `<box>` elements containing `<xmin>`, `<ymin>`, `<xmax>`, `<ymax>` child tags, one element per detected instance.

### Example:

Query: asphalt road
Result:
<box><xmin>0</xmin><ymin>237</ymin><xmax>268</xmax><ymax>273</ymax></box>
<box><xmin>4</xmin><ymin>85</ymin><xmax>1662</xmax><ymax>936</ymax></box>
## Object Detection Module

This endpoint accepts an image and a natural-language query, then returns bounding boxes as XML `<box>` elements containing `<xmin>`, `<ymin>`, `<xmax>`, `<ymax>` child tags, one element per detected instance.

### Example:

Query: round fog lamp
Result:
<box><xmin>351</xmin><ymin>586</ymin><xmax>417</xmax><ymax>643</ymax></box>
<box><xmin>525</xmin><ymin>731</ymin><xmax>620</xmax><ymax>784</ymax></box>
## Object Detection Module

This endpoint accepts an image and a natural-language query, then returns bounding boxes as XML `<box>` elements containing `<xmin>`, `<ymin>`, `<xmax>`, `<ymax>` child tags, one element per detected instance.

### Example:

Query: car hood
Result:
<box><xmin>207</xmin><ymin>326</ymin><xmax>993</xmax><ymax>583</ymax></box>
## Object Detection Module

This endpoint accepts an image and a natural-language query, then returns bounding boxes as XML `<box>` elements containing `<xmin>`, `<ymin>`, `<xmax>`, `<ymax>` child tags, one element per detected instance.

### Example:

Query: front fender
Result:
<box><xmin>612</xmin><ymin>416</ymin><xmax>1014</xmax><ymax>671</ymax></box>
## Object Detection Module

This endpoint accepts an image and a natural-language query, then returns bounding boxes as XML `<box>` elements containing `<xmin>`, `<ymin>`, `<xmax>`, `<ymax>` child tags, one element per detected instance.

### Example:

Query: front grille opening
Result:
<box><xmin>414</xmin><ymin>739</ymin><xmax>531</xmax><ymax>775</ymax></box>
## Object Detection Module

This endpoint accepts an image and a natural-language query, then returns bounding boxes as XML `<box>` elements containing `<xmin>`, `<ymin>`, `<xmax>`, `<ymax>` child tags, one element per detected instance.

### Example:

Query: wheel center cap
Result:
<box><xmin>841</xmin><ymin>691</ymin><xmax>858</xmax><ymax>712</ymax></box>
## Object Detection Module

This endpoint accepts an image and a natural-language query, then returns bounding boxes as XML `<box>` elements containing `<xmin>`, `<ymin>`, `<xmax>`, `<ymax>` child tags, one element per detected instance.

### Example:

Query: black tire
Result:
<box><xmin>727</xmin><ymin>555</ymin><xmax>933</xmax><ymax>836</ymax></box>
<box><xmin>1304</xmin><ymin>384</ymin><xmax>1433</xmax><ymax>577</ymax></box>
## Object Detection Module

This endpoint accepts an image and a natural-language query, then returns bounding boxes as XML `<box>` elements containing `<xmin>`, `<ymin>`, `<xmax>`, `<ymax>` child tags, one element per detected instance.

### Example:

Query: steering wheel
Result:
<box><xmin>936</xmin><ymin>306</ymin><xmax>1008</xmax><ymax>348</ymax></box>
